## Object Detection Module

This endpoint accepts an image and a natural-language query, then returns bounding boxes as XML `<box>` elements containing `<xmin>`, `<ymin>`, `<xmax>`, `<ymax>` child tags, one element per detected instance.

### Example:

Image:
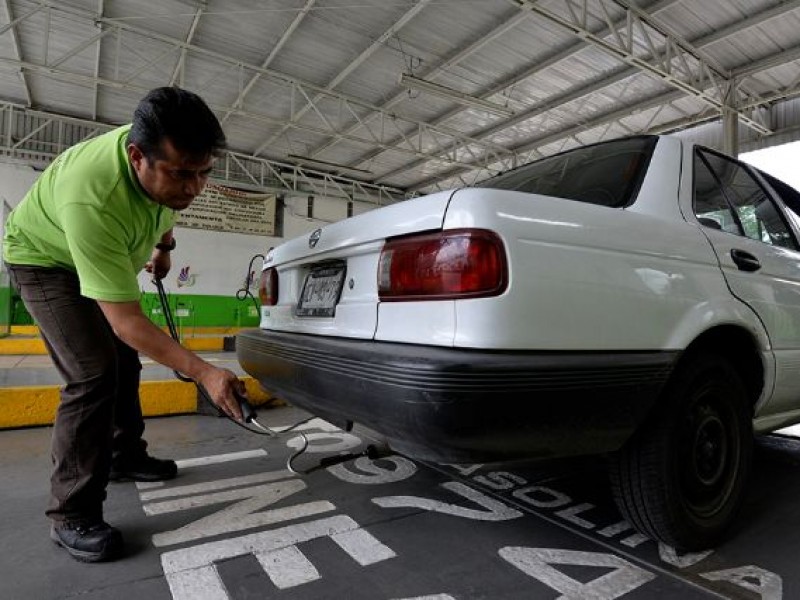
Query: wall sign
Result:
<box><xmin>176</xmin><ymin>183</ymin><xmax>276</xmax><ymax>236</ymax></box>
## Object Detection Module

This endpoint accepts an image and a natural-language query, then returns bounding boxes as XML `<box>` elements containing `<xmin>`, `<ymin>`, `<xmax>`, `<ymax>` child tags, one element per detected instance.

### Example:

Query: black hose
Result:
<box><xmin>153</xmin><ymin>277</ymin><xmax>273</xmax><ymax>436</ymax></box>
<box><xmin>153</xmin><ymin>275</ymin><xmax>315</xmax><ymax>444</ymax></box>
<box><xmin>235</xmin><ymin>254</ymin><xmax>265</xmax><ymax>315</ymax></box>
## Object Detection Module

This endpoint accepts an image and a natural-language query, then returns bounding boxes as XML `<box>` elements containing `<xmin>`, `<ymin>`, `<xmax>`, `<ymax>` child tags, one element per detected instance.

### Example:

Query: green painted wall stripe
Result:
<box><xmin>3</xmin><ymin>286</ymin><xmax>261</xmax><ymax>328</ymax></box>
<box><xmin>141</xmin><ymin>292</ymin><xmax>260</xmax><ymax>328</ymax></box>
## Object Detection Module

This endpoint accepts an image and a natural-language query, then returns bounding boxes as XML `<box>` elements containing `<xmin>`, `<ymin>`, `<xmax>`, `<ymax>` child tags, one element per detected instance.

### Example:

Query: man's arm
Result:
<box><xmin>98</xmin><ymin>300</ymin><xmax>244</xmax><ymax>421</ymax></box>
<box><xmin>157</xmin><ymin>229</ymin><xmax>174</xmax><ymax>249</ymax></box>
<box><xmin>146</xmin><ymin>228</ymin><xmax>174</xmax><ymax>280</ymax></box>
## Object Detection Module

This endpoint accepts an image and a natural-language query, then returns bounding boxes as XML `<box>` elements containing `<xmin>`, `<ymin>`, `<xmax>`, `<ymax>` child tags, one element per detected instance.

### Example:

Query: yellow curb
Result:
<box><xmin>183</xmin><ymin>337</ymin><xmax>225</xmax><ymax>351</ymax></box>
<box><xmin>0</xmin><ymin>385</ymin><xmax>60</xmax><ymax>428</ymax></box>
<box><xmin>0</xmin><ymin>338</ymin><xmax>46</xmax><ymax>354</ymax></box>
<box><xmin>139</xmin><ymin>381</ymin><xmax>199</xmax><ymax>417</ymax></box>
<box><xmin>10</xmin><ymin>325</ymin><xmax>39</xmax><ymax>335</ymax></box>
<box><xmin>242</xmin><ymin>378</ymin><xmax>273</xmax><ymax>403</ymax></box>
<box><xmin>0</xmin><ymin>337</ymin><xmax>226</xmax><ymax>354</ymax></box>
<box><xmin>0</xmin><ymin>377</ymin><xmax>276</xmax><ymax>429</ymax></box>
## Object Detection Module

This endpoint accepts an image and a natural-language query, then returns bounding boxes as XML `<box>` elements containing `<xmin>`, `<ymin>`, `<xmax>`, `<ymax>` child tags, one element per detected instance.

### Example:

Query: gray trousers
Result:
<box><xmin>8</xmin><ymin>265</ymin><xmax>146</xmax><ymax>523</ymax></box>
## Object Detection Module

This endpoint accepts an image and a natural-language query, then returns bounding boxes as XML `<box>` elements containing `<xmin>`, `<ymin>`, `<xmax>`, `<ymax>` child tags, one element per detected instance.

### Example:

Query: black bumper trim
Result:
<box><xmin>237</xmin><ymin>329</ymin><xmax>678</xmax><ymax>462</ymax></box>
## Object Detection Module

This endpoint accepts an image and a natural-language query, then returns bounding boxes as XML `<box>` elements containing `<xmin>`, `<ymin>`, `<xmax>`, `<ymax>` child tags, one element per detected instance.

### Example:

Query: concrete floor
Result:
<box><xmin>1</xmin><ymin>405</ymin><xmax>798</xmax><ymax>599</ymax></box>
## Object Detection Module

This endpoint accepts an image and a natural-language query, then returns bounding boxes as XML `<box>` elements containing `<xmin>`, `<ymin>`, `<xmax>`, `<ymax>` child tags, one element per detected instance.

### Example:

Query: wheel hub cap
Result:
<box><xmin>693</xmin><ymin>414</ymin><xmax>726</xmax><ymax>486</ymax></box>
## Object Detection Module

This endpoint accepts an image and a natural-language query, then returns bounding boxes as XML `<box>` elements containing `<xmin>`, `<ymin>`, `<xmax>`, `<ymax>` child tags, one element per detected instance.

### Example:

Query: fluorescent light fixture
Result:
<box><xmin>399</xmin><ymin>73</ymin><xmax>514</xmax><ymax>118</ymax></box>
<box><xmin>287</xmin><ymin>154</ymin><xmax>373</xmax><ymax>177</ymax></box>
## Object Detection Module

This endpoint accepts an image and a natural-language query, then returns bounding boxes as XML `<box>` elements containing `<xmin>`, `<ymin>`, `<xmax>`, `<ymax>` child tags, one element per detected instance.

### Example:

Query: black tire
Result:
<box><xmin>610</xmin><ymin>353</ymin><xmax>753</xmax><ymax>551</ymax></box>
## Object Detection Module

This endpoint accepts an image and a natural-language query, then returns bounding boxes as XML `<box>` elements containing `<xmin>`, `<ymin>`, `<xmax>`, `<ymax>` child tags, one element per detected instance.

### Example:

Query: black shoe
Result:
<box><xmin>110</xmin><ymin>453</ymin><xmax>178</xmax><ymax>482</ymax></box>
<box><xmin>50</xmin><ymin>520</ymin><xmax>124</xmax><ymax>563</ymax></box>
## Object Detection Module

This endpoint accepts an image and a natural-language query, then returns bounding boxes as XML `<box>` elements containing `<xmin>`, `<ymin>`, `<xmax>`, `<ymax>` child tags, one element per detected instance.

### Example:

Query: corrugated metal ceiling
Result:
<box><xmin>1</xmin><ymin>0</ymin><xmax>800</xmax><ymax>196</ymax></box>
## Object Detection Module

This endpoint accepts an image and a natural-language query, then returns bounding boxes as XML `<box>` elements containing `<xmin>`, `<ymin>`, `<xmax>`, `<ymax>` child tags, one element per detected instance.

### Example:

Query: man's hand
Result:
<box><xmin>145</xmin><ymin>248</ymin><xmax>171</xmax><ymax>280</ymax></box>
<box><xmin>97</xmin><ymin>301</ymin><xmax>251</xmax><ymax>422</ymax></box>
<box><xmin>197</xmin><ymin>366</ymin><xmax>248</xmax><ymax>422</ymax></box>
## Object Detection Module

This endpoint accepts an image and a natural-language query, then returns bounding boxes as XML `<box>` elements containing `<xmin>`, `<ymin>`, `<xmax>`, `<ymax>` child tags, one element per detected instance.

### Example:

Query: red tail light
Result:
<box><xmin>378</xmin><ymin>229</ymin><xmax>507</xmax><ymax>301</ymax></box>
<box><xmin>260</xmin><ymin>267</ymin><xmax>278</xmax><ymax>306</ymax></box>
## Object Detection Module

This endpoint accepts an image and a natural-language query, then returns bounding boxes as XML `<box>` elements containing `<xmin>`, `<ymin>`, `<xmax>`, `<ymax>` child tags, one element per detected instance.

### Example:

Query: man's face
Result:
<box><xmin>127</xmin><ymin>138</ymin><xmax>214</xmax><ymax>211</ymax></box>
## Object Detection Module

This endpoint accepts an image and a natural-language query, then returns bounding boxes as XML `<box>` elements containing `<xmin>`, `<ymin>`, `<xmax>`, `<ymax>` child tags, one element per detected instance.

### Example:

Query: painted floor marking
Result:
<box><xmin>161</xmin><ymin>515</ymin><xmax>396</xmax><ymax>598</ymax></box>
<box><xmin>500</xmin><ymin>546</ymin><xmax>656</xmax><ymax>599</ymax></box>
<box><xmin>150</xmin><ymin>480</ymin><xmax>336</xmax><ymax>546</ymax></box>
<box><xmin>136</xmin><ymin>449</ymin><xmax>268</xmax><ymax>490</ymax></box>
<box><xmin>145</xmin><ymin>479</ymin><xmax>320</xmax><ymax>517</ymax></box>
<box><xmin>140</xmin><ymin>470</ymin><xmax>294</xmax><ymax>502</ymax></box>
<box><xmin>174</xmin><ymin>449</ymin><xmax>269</xmax><ymax>469</ymax></box>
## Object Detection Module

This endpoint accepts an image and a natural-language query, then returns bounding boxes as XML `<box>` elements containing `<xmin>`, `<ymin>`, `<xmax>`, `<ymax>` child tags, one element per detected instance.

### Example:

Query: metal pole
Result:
<box><xmin>723</xmin><ymin>80</ymin><xmax>740</xmax><ymax>157</ymax></box>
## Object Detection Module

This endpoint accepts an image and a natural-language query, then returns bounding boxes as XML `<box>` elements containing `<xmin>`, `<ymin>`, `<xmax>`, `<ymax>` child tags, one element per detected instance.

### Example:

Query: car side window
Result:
<box><xmin>694</xmin><ymin>153</ymin><xmax>741</xmax><ymax>235</ymax></box>
<box><xmin>696</xmin><ymin>149</ymin><xmax>797</xmax><ymax>250</ymax></box>
<box><xmin>761</xmin><ymin>170</ymin><xmax>800</xmax><ymax>224</ymax></box>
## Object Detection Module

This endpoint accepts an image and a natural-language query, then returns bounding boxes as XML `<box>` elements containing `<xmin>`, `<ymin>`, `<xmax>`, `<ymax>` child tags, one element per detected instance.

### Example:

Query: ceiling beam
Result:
<box><xmin>377</xmin><ymin>65</ymin><xmax>646</xmax><ymax>183</ymax></box>
<box><xmin>322</xmin><ymin>0</ymin><xmax>800</xmax><ymax>179</ymax></box>
<box><xmin>412</xmin><ymin>57</ymin><xmax>800</xmax><ymax>193</ymax></box>
<box><xmin>220</xmin><ymin>0</ymin><xmax>317</xmax><ymax>124</ymax></box>
<box><xmin>0</xmin><ymin>100</ymin><xmax>407</xmax><ymax>203</ymax></box>
<box><xmin>409</xmin><ymin>88</ymin><xmax>688</xmax><ymax>192</ymax></box>
<box><xmin>253</xmin><ymin>0</ymin><xmax>433</xmax><ymax>156</ymax></box>
<box><xmin>23</xmin><ymin>1</ymin><xmax>515</xmax><ymax>171</ymax></box>
<box><xmin>172</xmin><ymin>0</ymin><xmax>207</xmax><ymax>9</ymax></box>
<box><xmin>699</xmin><ymin>0</ymin><xmax>800</xmax><ymax>48</ymax></box>
<box><xmin>378</xmin><ymin>0</ymin><xmax>792</xmax><ymax>184</ymax></box>
<box><xmin>506</xmin><ymin>0</ymin><xmax>768</xmax><ymax>134</ymax></box>
<box><xmin>91</xmin><ymin>0</ymin><xmax>104</xmax><ymax>119</ymax></box>
<box><xmin>305</xmin><ymin>7</ymin><xmax>530</xmax><ymax>161</ymax></box>
<box><xmin>0</xmin><ymin>56</ymin><xmax>508</xmax><ymax>173</ymax></box>
<box><xmin>347</xmin><ymin>0</ymin><xmax>683</xmax><ymax>176</ymax></box>
<box><xmin>409</xmin><ymin>40</ymin><xmax>800</xmax><ymax>193</ymax></box>
<box><xmin>169</xmin><ymin>3</ymin><xmax>205</xmax><ymax>86</ymax></box>
<box><xmin>734</xmin><ymin>42</ymin><xmax>800</xmax><ymax>81</ymax></box>
<box><xmin>46</xmin><ymin>27</ymin><xmax>116</xmax><ymax>70</ymax></box>
<box><xmin>1</xmin><ymin>0</ymin><xmax>32</xmax><ymax>106</ymax></box>
<box><xmin>735</xmin><ymin>42</ymin><xmax>800</xmax><ymax>110</ymax></box>
<box><xmin>0</xmin><ymin>3</ymin><xmax>43</xmax><ymax>37</ymax></box>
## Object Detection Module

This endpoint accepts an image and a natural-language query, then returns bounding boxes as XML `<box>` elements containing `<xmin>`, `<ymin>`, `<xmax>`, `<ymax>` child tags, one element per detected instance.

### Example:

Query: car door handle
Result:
<box><xmin>730</xmin><ymin>249</ymin><xmax>761</xmax><ymax>272</ymax></box>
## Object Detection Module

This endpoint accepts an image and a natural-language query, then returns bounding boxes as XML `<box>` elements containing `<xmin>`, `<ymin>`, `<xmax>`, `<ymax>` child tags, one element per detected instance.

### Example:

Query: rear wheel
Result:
<box><xmin>610</xmin><ymin>353</ymin><xmax>752</xmax><ymax>550</ymax></box>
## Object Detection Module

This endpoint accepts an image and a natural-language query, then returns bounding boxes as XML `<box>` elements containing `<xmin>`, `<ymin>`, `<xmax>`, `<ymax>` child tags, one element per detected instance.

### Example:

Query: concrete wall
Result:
<box><xmin>0</xmin><ymin>161</ymin><xmax>41</xmax><ymax>205</ymax></box>
<box><xmin>0</xmin><ymin>161</ymin><xmax>42</xmax><ymax>248</ymax></box>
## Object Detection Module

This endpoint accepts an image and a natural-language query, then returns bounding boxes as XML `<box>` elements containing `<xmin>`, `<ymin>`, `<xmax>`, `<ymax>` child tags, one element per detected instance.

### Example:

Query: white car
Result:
<box><xmin>237</xmin><ymin>135</ymin><xmax>800</xmax><ymax>551</ymax></box>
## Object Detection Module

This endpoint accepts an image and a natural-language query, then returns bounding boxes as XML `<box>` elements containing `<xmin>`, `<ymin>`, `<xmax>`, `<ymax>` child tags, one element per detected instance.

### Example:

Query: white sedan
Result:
<box><xmin>237</xmin><ymin>135</ymin><xmax>800</xmax><ymax>551</ymax></box>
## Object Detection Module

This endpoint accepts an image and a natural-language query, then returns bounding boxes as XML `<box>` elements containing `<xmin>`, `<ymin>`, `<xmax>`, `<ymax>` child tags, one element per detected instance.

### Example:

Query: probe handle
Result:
<box><xmin>234</xmin><ymin>389</ymin><xmax>257</xmax><ymax>423</ymax></box>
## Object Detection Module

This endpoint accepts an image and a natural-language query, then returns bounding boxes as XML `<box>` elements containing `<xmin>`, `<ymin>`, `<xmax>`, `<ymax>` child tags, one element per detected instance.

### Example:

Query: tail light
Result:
<box><xmin>259</xmin><ymin>267</ymin><xmax>278</xmax><ymax>306</ymax></box>
<box><xmin>378</xmin><ymin>228</ymin><xmax>507</xmax><ymax>301</ymax></box>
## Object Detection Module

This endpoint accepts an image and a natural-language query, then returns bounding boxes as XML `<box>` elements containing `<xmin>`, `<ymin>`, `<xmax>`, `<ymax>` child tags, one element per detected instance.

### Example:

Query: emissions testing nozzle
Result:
<box><xmin>233</xmin><ymin>389</ymin><xmax>275</xmax><ymax>435</ymax></box>
<box><xmin>234</xmin><ymin>389</ymin><xmax>257</xmax><ymax>423</ymax></box>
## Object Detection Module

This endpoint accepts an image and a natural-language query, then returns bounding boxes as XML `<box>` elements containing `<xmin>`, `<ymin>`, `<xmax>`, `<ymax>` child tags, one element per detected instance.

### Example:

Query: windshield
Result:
<box><xmin>480</xmin><ymin>136</ymin><xmax>657</xmax><ymax>208</ymax></box>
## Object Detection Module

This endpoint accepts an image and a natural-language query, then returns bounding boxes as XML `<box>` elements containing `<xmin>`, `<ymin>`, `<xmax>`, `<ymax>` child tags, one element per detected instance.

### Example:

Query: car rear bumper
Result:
<box><xmin>236</xmin><ymin>329</ymin><xmax>679</xmax><ymax>463</ymax></box>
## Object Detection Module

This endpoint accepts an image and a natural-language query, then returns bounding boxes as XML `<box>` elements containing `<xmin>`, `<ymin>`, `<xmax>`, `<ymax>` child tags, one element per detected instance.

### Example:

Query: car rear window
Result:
<box><xmin>481</xmin><ymin>136</ymin><xmax>657</xmax><ymax>208</ymax></box>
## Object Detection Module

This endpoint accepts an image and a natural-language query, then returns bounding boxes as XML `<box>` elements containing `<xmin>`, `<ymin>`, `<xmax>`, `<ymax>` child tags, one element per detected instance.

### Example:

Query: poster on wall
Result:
<box><xmin>176</xmin><ymin>183</ymin><xmax>275</xmax><ymax>236</ymax></box>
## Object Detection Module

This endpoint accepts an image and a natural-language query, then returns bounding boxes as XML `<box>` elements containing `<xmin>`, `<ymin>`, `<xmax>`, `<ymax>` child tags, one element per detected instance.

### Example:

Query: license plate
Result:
<box><xmin>296</xmin><ymin>263</ymin><xmax>346</xmax><ymax>317</ymax></box>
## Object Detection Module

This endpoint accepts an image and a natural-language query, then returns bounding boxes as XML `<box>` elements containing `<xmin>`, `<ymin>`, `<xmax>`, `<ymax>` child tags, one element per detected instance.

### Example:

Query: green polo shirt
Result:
<box><xmin>3</xmin><ymin>125</ymin><xmax>176</xmax><ymax>302</ymax></box>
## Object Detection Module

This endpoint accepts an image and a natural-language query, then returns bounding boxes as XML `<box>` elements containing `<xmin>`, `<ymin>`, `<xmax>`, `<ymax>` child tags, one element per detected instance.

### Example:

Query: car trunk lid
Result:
<box><xmin>262</xmin><ymin>190</ymin><xmax>456</xmax><ymax>339</ymax></box>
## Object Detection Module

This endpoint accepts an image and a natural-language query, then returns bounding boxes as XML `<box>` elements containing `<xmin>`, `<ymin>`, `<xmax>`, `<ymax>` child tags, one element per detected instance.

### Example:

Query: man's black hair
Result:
<box><xmin>128</xmin><ymin>86</ymin><xmax>226</xmax><ymax>161</ymax></box>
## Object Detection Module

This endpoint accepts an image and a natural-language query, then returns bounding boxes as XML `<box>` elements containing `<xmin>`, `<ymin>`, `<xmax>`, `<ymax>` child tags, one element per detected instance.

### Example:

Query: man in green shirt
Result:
<box><xmin>3</xmin><ymin>87</ymin><xmax>246</xmax><ymax>563</ymax></box>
